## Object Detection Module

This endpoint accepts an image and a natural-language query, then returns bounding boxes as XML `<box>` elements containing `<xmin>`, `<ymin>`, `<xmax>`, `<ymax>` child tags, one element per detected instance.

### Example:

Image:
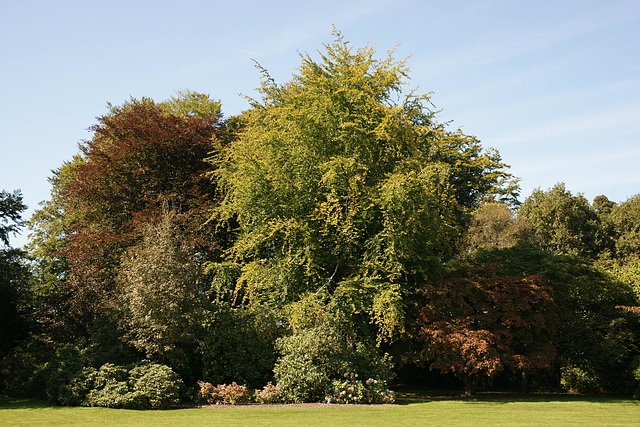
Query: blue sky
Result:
<box><xmin>2</xmin><ymin>0</ymin><xmax>639</xmax><ymax>247</ymax></box>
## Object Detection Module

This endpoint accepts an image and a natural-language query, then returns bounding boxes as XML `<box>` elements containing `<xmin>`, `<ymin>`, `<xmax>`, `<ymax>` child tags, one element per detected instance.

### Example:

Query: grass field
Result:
<box><xmin>2</xmin><ymin>394</ymin><xmax>639</xmax><ymax>426</ymax></box>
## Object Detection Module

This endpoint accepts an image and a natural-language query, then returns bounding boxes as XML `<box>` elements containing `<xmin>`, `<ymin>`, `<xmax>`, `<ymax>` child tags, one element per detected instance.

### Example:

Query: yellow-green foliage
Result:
<box><xmin>210</xmin><ymin>30</ymin><xmax>515</xmax><ymax>343</ymax></box>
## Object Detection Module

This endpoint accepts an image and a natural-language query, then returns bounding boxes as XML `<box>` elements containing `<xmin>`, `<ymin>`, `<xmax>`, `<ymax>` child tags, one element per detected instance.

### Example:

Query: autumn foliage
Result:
<box><xmin>4</xmin><ymin>34</ymin><xmax>639</xmax><ymax>404</ymax></box>
<box><xmin>415</xmin><ymin>265</ymin><xmax>559</xmax><ymax>395</ymax></box>
<box><xmin>59</xmin><ymin>98</ymin><xmax>227</xmax><ymax>332</ymax></box>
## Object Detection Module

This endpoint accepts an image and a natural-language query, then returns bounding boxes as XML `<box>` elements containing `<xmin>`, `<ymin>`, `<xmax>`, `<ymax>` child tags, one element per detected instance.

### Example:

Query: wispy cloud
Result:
<box><xmin>414</xmin><ymin>2</ymin><xmax>640</xmax><ymax>80</ymax></box>
<box><xmin>490</xmin><ymin>103</ymin><xmax>640</xmax><ymax>147</ymax></box>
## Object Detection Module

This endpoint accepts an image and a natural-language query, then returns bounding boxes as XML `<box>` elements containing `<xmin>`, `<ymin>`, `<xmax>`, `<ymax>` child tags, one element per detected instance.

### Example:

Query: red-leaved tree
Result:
<box><xmin>54</xmin><ymin>96</ymin><xmax>230</xmax><ymax>335</ymax></box>
<box><xmin>415</xmin><ymin>265</ymin><xmax>559</xmax><ymax>395</ymax></box>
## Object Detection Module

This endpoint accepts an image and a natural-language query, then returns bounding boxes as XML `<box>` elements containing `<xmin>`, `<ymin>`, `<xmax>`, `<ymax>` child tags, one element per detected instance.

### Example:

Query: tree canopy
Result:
<box><xmin>4</xmin><ymin>33</ymin><xmax>640</xmax><ymax>403</ymax></box>
<box><xmin>0</xmin><ymin>190</ymin><xmax>27</xmax><ymax>247</ymax></box>
<box><xmin>212</xmin><ymin>30</ymin><xmax>517</xmax><ymax>342</ymax></box>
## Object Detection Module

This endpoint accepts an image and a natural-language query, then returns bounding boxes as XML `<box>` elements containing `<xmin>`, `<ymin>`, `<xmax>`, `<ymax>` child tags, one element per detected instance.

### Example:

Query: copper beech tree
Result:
<box><xmin>29</xmin><ymin>94</ymin><xmax>230</xmax><ymax>337</ymax></box>
<box><xmin>415</xmin><ymin>265</ymin><xmax>559</xmax><ymax>395</ymax></box>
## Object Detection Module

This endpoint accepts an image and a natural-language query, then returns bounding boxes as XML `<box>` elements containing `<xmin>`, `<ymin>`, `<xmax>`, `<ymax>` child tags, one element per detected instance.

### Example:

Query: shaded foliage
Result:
<box><xmin>198</xmin><ymin>304</ymin><xmax>282</xmax><ymax>389</ymax></box>
<box><xmin>468</xmin><ymin>244</ymin><xmax>640</xmax><ymax>394</ymax></box>
<box><xmin>415</xmin><ymin>261</ymin><xmax>558</xmax><ymax>395</ymax></box>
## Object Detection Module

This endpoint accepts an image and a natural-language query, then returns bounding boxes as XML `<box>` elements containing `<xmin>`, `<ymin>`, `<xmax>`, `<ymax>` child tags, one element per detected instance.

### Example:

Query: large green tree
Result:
<box><xmin>212</xmin><ymin>31</ymin><xmax>517</xmax><ymax>342</ymax></box>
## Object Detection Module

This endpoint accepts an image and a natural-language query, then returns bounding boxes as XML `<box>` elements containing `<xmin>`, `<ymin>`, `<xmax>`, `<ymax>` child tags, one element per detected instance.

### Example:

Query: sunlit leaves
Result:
<box><xmin>211</xmin><ymin>31</ymin><xmax>514</xmax><ymax>343</ymax></box>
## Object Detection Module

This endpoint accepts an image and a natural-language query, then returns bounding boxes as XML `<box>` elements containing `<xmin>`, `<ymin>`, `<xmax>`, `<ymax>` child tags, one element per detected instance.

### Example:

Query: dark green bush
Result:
<box><xmin>199</xmin><ymin>304</ymin><xmax>281</xmax><ymax>389</ymax></box>
<box><xmin>81</xmin><ymin>362</ymin><xmax>183</xmax><ymax>409</ymax></box>
<box><xmin>38</xmin><ymin>343</ymin><xmax>89</xmax><ymax>405</ymax></box>
<box><xmin>127</xmin><ymin>362</ymin><xmax>183</xmax><ymax>409</ymax></box>
<box><xmin>632</xmin><ymin>357</ymin><xmax>640</xmax><ymax>399</ymax></box>
<box><xmin>0</xmin><ymin>335</ymin><xmax>53</xmax><ymax>398</ymax></box>
<box><xmin>38</xmin><ymin>355</ymin><xmax>183</xmax><ymax>409</ymax></box>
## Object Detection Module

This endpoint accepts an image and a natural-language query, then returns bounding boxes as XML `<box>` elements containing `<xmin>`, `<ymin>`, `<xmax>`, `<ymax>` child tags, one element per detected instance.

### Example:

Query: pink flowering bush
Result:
<box><xmin>197</xmin><ymin>381</ymin><xmax>250</xmax><ymax>405</ymax></box>
<box><xmin>254</xmin><ymin>382</ymin><xmax>285</xmax><ymax>404</ymax></box>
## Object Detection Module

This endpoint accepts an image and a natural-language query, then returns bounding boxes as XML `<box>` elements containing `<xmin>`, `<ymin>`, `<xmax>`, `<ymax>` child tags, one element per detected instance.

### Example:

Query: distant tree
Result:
<box><xmin>0</xmin><ymin>190</ymin><xmax>27</xmax><ymax>246</ymax></box>
<box><xmin>609</xmin><ymin>195</ymin><xmax>640</xmax><ymax>259</ymax></box>
<box><xmin>518</xmin><ymin>183</ymin><xmax>611</xmax><ymax>259</ymax></box>
<box><xmin>464</xmin><ymin>202</ymin><xmax>525</xmax><ymax>251</ymax></box>
<box><xmin>593</xmin><ymin>194</ymin><xmax>640</xmax><ymax>301</ymax></box>
<box><xmin>414</xmin><ymin>263</ymin><xmax>558</xmax><ymax>395</ymax></box>
<box><xmin>592</xmin><ymin>194</ymin><xmax>616</xmax><ymax>215</ymax></box>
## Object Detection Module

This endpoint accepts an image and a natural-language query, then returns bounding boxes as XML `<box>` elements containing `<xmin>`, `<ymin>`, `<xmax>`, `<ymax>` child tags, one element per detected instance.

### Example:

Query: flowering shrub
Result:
<box><xmin>197</xmin><ymin>381</ymin><xmax>250</xmax><ymax>405</ymax></box>
<box><xmin>325</xmin><ymin>377</ymin><xmax>395</xmax><ymax>404</ymax></box>
<box><xmin>254</xmin><ymin>382</ymin><xmax>285</xmax><ymax>404</ymax></box>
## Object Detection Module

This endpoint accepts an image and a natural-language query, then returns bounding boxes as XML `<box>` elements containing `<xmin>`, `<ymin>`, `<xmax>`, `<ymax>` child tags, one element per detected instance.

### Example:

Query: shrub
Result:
<box><xmin>560</xmin><ymin>366</ymin><xmax>599</xmax><ymax>394</ymax></box>
<box><xmin>0</xmin><ymin>336</ymin><xmax>53</xmax><ymax>398</ymax></box>
<box><xmin>38</xmin><ymin>343</ymin><xmax>89</xmax><ymax>406</ymax></box>
<box><xmin>325</xmin><ymin>377</ymin><xmax>395</xmax><ymax>404</ymax></box>
<box><xmin>197</xmin><ymin>381</ymin><xmax>250</xmax><ymax>405</ymax></box>
<box><xmin>199</xmin><ymin>304</ymin><xmax>281</xmax><ymax>389</ymax></box>
<box><xmin>632</xmin><ymin>357</ymin><xmax>640</xmax><ymax>400</ymax></box>
<box><xmin>254</xmin><ymin>382</ymin><xmax>285</xmax><ymax>404</ymax></box>
<box><xmin>39</xmin><ymin>358</ymin><xmax>183</xmax><ymax>409</ymax></box>
<box><xmin>126</xmin><ymin>362</ymin><xmax>183</xmax><ymax>409</ymax></box>
<box><xmin>273</xmin><ymin>323</ymin><xmax>394</xmax><ymax>403</ymax></box>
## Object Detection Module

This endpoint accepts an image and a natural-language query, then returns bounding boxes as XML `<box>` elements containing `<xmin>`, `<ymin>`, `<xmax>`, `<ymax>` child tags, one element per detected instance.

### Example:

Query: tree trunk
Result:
<box><xmin>460</xmin><ymin>374</ymin><xmax>476</xmax><ymax>397</ymax></box>
<box><xmin>521</xmin><ymin>371</ymin><xmax>529</xmax><ymax>394</ymax></box>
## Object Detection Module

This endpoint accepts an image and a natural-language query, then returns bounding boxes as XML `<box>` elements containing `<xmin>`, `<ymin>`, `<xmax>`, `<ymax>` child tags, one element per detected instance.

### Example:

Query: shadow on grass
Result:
<box><xmin>0</xmin><ymin>398</ymin><xmax>61</xmax><ymax>410</ymax></box>
<box><xmin>392</xmin><ymin>386</ymin><xmax>638</xmax><ymax>406</ymax></box>
<box><xmin>2</xmin><ymin>393</ymin><xmax>638</xmax><ymax>411</ymax></box>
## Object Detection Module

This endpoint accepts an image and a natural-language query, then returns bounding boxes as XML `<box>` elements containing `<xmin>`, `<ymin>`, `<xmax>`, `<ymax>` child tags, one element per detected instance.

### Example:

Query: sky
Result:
<box><xmin>2</xmin><ymin>0</ymin><xmax>639</xmax><ymax>247</ymax></box>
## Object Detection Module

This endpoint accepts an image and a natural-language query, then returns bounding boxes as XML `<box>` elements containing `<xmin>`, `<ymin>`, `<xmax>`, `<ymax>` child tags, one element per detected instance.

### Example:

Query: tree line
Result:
<box><xmin>1</xmin><ymin>31</ymin><xmax>639</xmax><ymax>405</ymax></box>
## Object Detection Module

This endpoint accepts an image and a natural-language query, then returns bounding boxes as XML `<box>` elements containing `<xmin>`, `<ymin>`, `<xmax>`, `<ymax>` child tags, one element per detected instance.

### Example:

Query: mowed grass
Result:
<box><xmin>2</xmin><ymin>394</ymin><xmax>640</xmax><ymax>427</ymax></box>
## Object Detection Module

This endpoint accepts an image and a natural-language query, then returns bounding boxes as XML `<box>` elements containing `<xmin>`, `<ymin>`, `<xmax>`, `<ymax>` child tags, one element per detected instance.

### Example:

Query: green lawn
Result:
<box><xmin>2</xmin><ymin>394</ymin><xmax>639</xmax><ymax>427</ymax></box>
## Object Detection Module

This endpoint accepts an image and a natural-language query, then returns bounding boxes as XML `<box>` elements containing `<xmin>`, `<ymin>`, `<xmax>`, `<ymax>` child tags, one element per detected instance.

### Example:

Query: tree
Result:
<box><xmin>0</xmin><ymin>190</ymin><xmax>30</xmax><ymax>361</ymax></box>
<box><xmin>609</xmin><ymin>195</ymin><xmax>640</xmax><ymax>259</ymax></box>
<box><xmin>117</xmin><ymin>210</ymin><xmax>204</xmax><ymax>368</ymax></box>
<box><xmin>27</xmin><ymin>162</ymin><xmax>78</xmax><ymax>339</ymax></box>
<box><xmin>29</xmin><ymin>94</ymin><xmax>229</xmax><ymax>338</ymax></box>
<box><xmin>212</xmin><ymin>30</ymin><xmax>517</xmax><ymax>341</ymax></box>
<box><xmin>518</xmin><ymin>183</ymin><xmax>611</xmax><ymax>259</ymax></box>
<box><xmin>468</xmin><ymin>244</ymin><xmax>640</xmax><ymax>394</ymax></box>
<box><xmin>414</xmin><ymin>263</ymin><xmax>558</xmax><ymax>395</ymax></box>
<box><xmin>0</xmin><ymin>190</ymin><xmax>27</xmax><ymax>246</ymax></box>
<box><xmin>464</xmin><ymin>201</ymin><xmax>525</xmax><ymax>251</ymax></box>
